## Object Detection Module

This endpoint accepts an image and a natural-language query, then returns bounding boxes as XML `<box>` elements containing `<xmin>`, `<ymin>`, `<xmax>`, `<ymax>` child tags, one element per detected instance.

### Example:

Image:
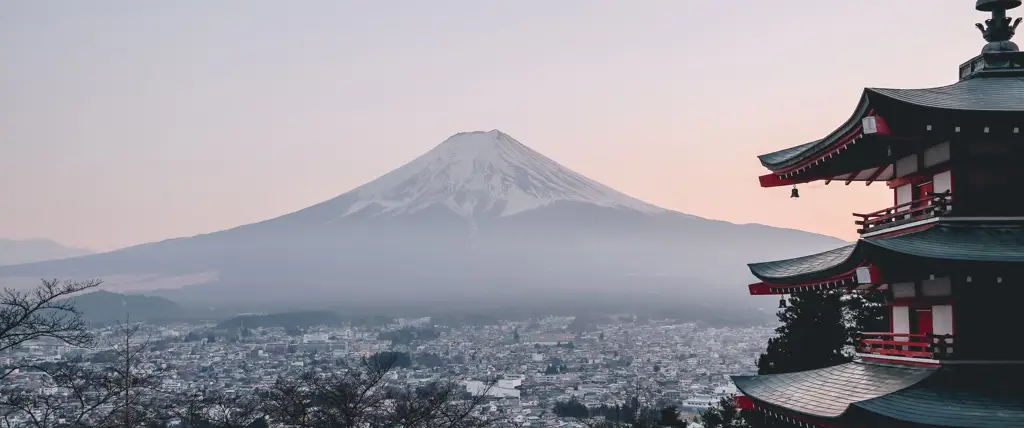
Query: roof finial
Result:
<box><xmin>976</xmin><ymin>0</ymin><xmax>1022</xmax><ymax>52</ymax></box>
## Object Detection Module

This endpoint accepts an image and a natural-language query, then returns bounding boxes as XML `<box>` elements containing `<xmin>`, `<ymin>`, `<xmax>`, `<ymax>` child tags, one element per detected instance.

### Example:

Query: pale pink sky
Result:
<box><xmin>0</xmin><ymin>0</ymin><xmax>989</xmax><ymax>251</ymax></box>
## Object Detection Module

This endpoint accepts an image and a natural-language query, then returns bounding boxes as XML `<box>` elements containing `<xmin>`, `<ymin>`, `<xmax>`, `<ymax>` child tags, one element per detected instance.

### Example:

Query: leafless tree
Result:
<box><xmin>99</xmin><ymin>317</ymin><xmax>165</xmax><ymax>428</ymax></box>
<box><xmin>0</xmin><ymin>312</ymin><xmax>166</xmax><ymax>428</ymax></box>
<box><xmin>0</xmin><ymin>279</ymin><xmax>99</xmax><ymax>427</ymax></box>
<box><xmin>170</xmin><ymin>391</ymin><xmax>265</xmax><ymax>428</ymax></box>
<box><xmin>0</xmin><ymin>279</ymin><xmax>100</xmax><ymax>367</ymax></box>
<box><xmin>263</xmin><ymin>353</ymin><xmax>499</xmax><ymax>428</ymax></box>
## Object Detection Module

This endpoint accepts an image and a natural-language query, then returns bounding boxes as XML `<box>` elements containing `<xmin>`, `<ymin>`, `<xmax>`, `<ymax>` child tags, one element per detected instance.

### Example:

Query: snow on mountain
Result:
<box><xmin>343</xmin><ymin>130</ymin><xmax>665</xmax><ymax>219</ymax></box>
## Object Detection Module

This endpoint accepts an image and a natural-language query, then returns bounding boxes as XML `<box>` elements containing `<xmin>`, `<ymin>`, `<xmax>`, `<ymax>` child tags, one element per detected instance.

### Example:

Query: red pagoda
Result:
<box><xmin>731</xmin><ymin>1</ymin><xmax>1024</xmax><ymax>427</ymax></box>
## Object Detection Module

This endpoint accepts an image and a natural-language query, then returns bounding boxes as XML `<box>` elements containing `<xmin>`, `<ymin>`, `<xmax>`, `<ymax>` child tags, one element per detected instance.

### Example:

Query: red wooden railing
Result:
<box><xmin>853</xmin><ymin>191</ymin><xmax>952</xmax><ymax>233</ymax></box>
<box><xmin>857</xmin><ymin>332</ymin><xmax>954</xmax><ymax>360</ymax></box>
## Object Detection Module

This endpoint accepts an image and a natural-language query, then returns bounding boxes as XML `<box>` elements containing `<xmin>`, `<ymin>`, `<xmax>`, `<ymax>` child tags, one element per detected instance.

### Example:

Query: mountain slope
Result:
<box><xmin>341</xmin><ymin>130</ymin><xmax>664</xmax><ymax>219</ymax></box>
<box><xmin>0</xmin><ymin>238</ymin><xmax>93</xmax><ymax>266</ymax></box>
<box><xmin>66</xmin><ymin>290</ymin><xmax>183</xmax><ymax>324</ymax></box>
<box><xmin>0</xmin><ymin>131</ymin><xmax>846</xmax><ymax>308</ymax></box>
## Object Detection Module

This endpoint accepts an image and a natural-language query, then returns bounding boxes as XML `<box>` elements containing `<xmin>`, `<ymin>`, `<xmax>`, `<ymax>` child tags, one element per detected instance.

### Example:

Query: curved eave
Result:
<box><xmin>757</xmin><ymin>93</ymin><xmax>872</xmax><ymax>171</ymax></box>
<box><xmin>748</xmin><ymin>223</ymin><xmax>1024</xmax><ymax>288</ymax></box>
<box><xmin>863</xmin><ymin>222</ymin><xmax>1024</xmax><ymax>263</ymax></box>
<box><xmin>731</xmin><ymin>362</ymin><xmax>935</xmax><ymax>420</ymax></box>
<box><xmin>747</xmin><ymin>244</ymin><xmax>861</xmax><ymax>284</ymax></box>
<box><xmin>757</xmin><ymin>75</ymin><xmax>1024</xmax><ymax>176</ymax></box>
<box><xmin>853</xmin><ymin>364</ymin><xmax>1024</xmax><ymax>428</ymax></box>
<box><xmin>866</xmin><ymin>76</ymin><xmax>1024</xmax><ymax>112</ymax></box>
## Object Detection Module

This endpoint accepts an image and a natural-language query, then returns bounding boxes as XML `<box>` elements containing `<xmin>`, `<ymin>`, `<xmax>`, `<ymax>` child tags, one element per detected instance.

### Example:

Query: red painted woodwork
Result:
<box><xmin>915</xmin><ymin>182</ymin><xmax>934</xmax><ymax>209</ymax></box>
<box><xmin>857</xmin><ymin>332</ymin><xmax>954</xmax><ymax>360</ymax></box>
<box><xmin>748</xmin><ymin>279</ymin><xmax>851</xmax><ymax>295</ymax></box>
<box><xmin>853</xmin><ymin>191</ymin><xmax>951</xmax><ymax>233</ymax></box>
<box><xmin>758</xmin><ymin>173</ymin><xmax>817</xmax><ymax>188</ymax></box>
<box><xmin>770</xmin><ymin>111</ymin><xmax>882</xmax><ymax>175</ymax></box>
<box><xmin>915</xmin><ymin>309</ymin><xmax>933</xmax><ymax>335</ymax></box>
<box><xmin>734</xmin><ymin>395</ymin><xmax>755</xmax><ymax>410</ymax></box>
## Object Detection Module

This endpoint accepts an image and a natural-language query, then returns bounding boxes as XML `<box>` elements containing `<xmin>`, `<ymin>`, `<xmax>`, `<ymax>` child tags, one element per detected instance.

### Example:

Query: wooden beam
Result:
<box><xmin>758</xmin><ymin>173</ymin><xmax>819</xmax><ymax>188</ymax></box>
<box><xmin>845</xmin><ymin>169</ymin><xmax>862</xmax><ymax>185</ymax></box>
<box><xmin>864</xmin><ymin>166</ymin><xmax>886</xmax><ymax>186</ymax></box>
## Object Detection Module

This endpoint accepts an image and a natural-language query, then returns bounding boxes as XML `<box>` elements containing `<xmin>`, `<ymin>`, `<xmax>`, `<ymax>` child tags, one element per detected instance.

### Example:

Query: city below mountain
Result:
<box><xmin>0</xmin><ymin>131</ymin><xmax>845</xmax><ymax>311</ymax></box>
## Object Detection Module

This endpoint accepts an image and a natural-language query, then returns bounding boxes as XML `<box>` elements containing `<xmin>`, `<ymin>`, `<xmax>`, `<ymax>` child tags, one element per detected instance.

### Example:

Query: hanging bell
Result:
<box><xmin>779</xmin><ymin>296</ymin><xmax>788</xmax><ymax>308</ymax></box>
<box><xmin>790</xmin><ymin>185</ymin><xmax>800</xmax><ymax>198</ymax></box>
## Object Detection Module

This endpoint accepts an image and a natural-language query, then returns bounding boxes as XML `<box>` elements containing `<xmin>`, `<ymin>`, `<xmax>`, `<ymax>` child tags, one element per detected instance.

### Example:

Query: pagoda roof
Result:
<box><xmin>868</xmin><ymin>222</ymin><xmax>1024</xmax><ymax>263</ymax></box>
<box><xmin>757</xmin><ymin>94</ymin><xmax>870</xmax><ymax>171</ymax></box>
<box><xmin>757</xmin><ymin>76</ymin><xmax>1024</xmax><ymax>172</ymax></box>
<box><xmin>855</xmin><ymin>364</ymin><xmax>1024</xmax><ymax>428</ymax></box>
<box><xmin>732</xmin><ymin>361</ymin><xmax>934</xmax><ymax>419</ymax></box>
<box><xmin>868</xmin><ymin>76</ymin><xmax>1024</xmax><ymax>112</ymax></box>
<box><xmin>748</xmin><ymin>244</ymin><xmax>858</xmax><ymax>284</ymax></box>
<box><xmin>747</xmin><ymin>222</ymin><xmax>1024</xmax><ymax>285</ymax></box>
<box><xmin>734</xmin><ymin>362</ymin><xmax>1024</xmax><ymax>426</ymax></box>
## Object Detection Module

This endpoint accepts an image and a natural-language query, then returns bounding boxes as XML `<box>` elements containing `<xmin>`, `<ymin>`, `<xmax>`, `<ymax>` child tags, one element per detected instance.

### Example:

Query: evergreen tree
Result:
<box><xmin>656</xmin><ymin>406</ymin><xmax>687</xmax><ymax>427</ymax></box>
<box><xmin>756</xmin><ymin>291</ymin><xmax>850</xmax><ymax>375</ymax></box>
<box><xmin>845</xmin><ymin>291</ymin><xmax>889</xmax><ymax>343</ymax></box>
<box><xmin>698</xmin><ymin>397</ymin><xmax>748</xmax><ymax>428</ymax></box>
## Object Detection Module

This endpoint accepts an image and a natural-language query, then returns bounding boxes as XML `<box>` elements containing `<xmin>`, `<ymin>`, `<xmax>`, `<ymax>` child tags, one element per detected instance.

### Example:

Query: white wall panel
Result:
<box><xmin>932</xmin><ymin>305</ymin><xmax>954</xmax><ymax>336</ymax></box>
<box><xmin>892</xmin><ymin>306</ymin><xmax>910</xmax><ymax>342</ymax></box>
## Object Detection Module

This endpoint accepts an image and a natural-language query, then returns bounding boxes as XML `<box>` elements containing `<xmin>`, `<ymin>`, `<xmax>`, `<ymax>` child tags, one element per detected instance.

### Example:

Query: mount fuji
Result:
<box><xmin>341</xmin><ymin>130</ymin><xmax>663</xmax><ymax>219</ymax></box>
<box><xmin>0</xmin><ymin>131</ymin><xmax>845</xmax><ymax>309</ymax></box>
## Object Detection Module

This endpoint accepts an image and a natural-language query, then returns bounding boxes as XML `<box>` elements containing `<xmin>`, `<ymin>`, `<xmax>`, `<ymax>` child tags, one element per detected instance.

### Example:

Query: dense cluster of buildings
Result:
<box><xmin>1</xmin><ymin>316</ymin><xmax>771</xmax><ymax>426</ymax></box>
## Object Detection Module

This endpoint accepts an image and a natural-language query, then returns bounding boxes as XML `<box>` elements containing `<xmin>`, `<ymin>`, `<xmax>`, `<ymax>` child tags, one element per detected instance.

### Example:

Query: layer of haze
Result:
<box><xmin>0</xmin><ymin>0</ymin><xmax>986</xmax><ymax>251</ymax></box>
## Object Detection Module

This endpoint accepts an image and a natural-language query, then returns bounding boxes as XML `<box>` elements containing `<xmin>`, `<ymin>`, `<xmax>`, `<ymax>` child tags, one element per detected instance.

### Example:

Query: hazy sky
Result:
<box><xmin>0</xmin><ymin>0</ymin><xmax>991</xmax><ymax>251</ymax></box>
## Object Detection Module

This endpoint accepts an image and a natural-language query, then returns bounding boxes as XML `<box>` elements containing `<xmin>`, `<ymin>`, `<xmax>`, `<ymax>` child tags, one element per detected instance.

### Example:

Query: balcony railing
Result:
<box><xmin>854</xmin><ymin>191</ymin><xmax>952</xmax><ymax>234</ymax></box>
<box><xmin>857</xmin><ymin>332</ymin><xmax>954</xmax><ymax>360</ymax></box>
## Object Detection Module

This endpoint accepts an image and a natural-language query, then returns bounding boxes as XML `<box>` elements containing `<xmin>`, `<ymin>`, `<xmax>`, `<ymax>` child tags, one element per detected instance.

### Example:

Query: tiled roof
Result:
<box><xmin>865</xmin><ymin>223</ymin><xmax>1024</xmax><ymax>263</ymax></box>
<box><xmin>747</xmin><ymin>244</ymin><xmax>858</xmax><ymax>283</ymax></box>
<box><xmin>757</xmin><ymin>95</ymin><xmax>870</xmax><ymax>170</ymax></box>
<box><xmin>748</xmin><ymin>222</ymin><xmax>1024</xmax><ymax>284</ymax></box>
<box><xmin>732</xmin><ymin>361</ymin><xmax>935</xmax><ymax>418</ymax></box>
<box><xmin>868</xmin><ymin>77</ymin><xmax>1024</xmax><ymax>112</ymax></box>
<box><xmin>758</xmin><ymin>76</ymin><xmax>1024</xmax><ymax>171</ymax></box>
<box><xmin>855</xmin><ymin>364</ymin><xmax>1024</xmax><ymax>427</ymax></box>
<box><xmin>756</xmin><ymin>140</ymin><xmax>822</xmax><ymax>168</ymax></box>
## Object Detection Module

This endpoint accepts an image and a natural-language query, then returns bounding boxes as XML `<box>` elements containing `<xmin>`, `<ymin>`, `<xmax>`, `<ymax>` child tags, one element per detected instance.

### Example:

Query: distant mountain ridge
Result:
<box><xmin>66</xmin><ymin>290</ymin><xmax>183</xmax><ymax>324</ymax></box>
<box><xmin>217</xmin><ymin>311</ymin><xmax>343</xmax><ymax>329</ymax></box>
<box><xmin>0</xmin><ymin>238</ymin><xmax>93</xmax><ymax>266</ymax></box>
<box><xmin>0</xmin><ymin>131</ymin><xmax>846</xmax><ymax>309</ymax></box>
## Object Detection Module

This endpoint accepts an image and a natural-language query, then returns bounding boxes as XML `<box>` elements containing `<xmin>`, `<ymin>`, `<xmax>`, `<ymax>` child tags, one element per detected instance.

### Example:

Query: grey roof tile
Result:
<box><xmin>865</xmin><ymin>223</ymin><xmax>1024</xmax><ymax>263</ymax></box>
<box><xmin>747</xmin><ymin>244</ymin><xmax>858</xmax><ymax>283</ymax></box>
<box><xmin>732</xmin><ymin>362</ymin><xmax>934</xmax><ymax>418</ymax></box>
<box><xmin>855</xmin><ymin>364</ymin><xmax>1024</xmax><ymax>427</ymax></box>
<box><xmin>758</xmin><ymin>76</ymin><xmax>1024</xmax><ymax>170</ymax></box>
<box><xmin>868</xmin><ymin>76</ymin><xmax>1024</xmax><ymax>112</ymax></box>
<box><xmin>747</xmin><ymin>222</ymin><xmax>1024</xmax><ymax>283</ymax></box>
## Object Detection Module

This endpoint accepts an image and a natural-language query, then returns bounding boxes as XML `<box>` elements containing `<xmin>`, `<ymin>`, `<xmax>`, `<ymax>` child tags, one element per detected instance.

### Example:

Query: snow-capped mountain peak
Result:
<box><xmin>343</xmin><ymin>130</ymin><xmax>664</xmax><ymax>218</ymax></box>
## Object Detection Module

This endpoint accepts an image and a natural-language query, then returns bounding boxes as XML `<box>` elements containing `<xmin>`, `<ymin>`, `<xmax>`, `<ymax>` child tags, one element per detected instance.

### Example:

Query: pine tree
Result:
<box><xmin>757</xmin><ymin>291</ymin><xmax>850</xmax><ymax>375</ymax></box>
<box><xmin>698</xmin><ymin>397</ymin><xmax>749</xmax><ymax>428</ymax></box>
